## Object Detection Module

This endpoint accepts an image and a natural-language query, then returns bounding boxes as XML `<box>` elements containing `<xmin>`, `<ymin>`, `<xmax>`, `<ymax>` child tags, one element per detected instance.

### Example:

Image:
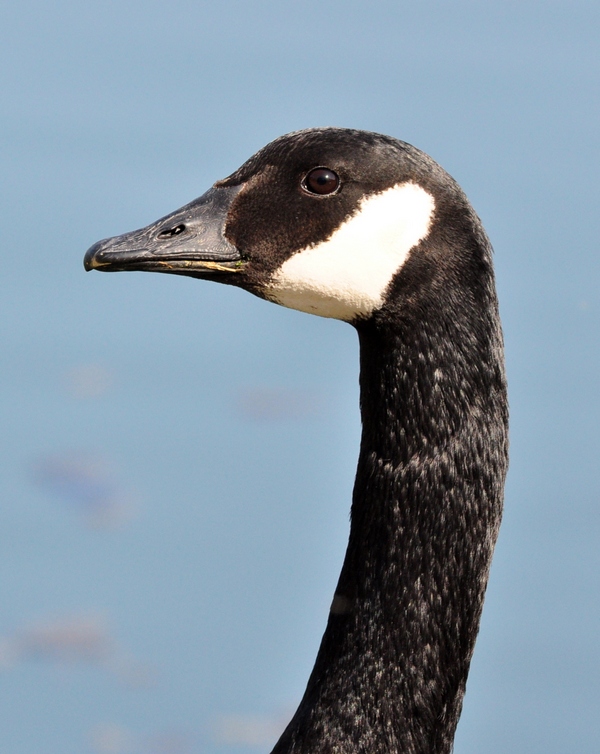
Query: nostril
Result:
<box><xmin>158</xmin><ymin>223</ymin><xmax>186</xmax><ymax>238</ymax></box>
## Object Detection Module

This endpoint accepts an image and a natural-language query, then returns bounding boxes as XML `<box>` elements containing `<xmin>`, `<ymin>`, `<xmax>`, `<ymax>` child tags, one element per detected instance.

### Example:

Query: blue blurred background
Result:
<box><xmin>1</xmin><ymin>1</ymin><xmax>598</xmax><ymax>752</ymax></box>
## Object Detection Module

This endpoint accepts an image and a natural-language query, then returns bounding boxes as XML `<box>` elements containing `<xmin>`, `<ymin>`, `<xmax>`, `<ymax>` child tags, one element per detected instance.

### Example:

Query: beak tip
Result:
<box><xmin>84</xmin><ymin>241</ymin><xmax>104</xmax><ymax>271</ymax></box>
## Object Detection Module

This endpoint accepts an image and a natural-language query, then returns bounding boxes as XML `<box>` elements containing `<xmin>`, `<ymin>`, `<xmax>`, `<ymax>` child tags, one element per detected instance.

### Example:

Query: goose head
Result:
<box><xmin>85</xmin><ymin>128</ymin><xmax>481</xmax><ymax>326</ymax></box>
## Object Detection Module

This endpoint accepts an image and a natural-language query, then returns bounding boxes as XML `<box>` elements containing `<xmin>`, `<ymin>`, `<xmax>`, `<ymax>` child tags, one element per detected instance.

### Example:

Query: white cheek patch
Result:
<box><xmin>265</xmin><ymin>182</ymin><xmax>435</xmax><ymax>321</ymax></box>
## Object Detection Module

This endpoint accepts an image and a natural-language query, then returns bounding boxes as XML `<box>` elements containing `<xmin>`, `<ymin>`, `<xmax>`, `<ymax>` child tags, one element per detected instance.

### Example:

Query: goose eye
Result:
<box><xmin>303</xmin><ymin>168</ymin><xmax>340</xmax><ymax>196</ymax></box>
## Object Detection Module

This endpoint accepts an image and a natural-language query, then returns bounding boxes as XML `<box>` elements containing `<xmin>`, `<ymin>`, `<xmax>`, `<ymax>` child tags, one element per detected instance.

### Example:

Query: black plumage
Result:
<box><xmin>85</xmin><ymin>128</ymin><xmax>508</xmax><ymax>754</ymax></box>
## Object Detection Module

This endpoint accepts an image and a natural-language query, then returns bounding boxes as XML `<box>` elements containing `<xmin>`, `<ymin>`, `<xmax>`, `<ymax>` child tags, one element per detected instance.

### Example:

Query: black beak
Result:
<box><xmin>84</xmin><ymin>185</ymin><xmax>244</xmax><ymax>279</ymax></box>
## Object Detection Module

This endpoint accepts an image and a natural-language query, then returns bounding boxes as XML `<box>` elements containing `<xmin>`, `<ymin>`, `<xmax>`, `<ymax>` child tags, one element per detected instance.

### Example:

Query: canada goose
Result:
<box><xmin>85</xmin><ymin>128</ymin><xmax>508</xmax><ymax>754</ymax></box>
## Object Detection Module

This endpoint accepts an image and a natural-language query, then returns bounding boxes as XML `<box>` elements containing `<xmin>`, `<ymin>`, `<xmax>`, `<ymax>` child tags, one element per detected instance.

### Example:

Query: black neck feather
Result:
<box><xmin>271</xmin><ymin>253</ymin><xmax>508</xmax><ymax>754</ymax></box>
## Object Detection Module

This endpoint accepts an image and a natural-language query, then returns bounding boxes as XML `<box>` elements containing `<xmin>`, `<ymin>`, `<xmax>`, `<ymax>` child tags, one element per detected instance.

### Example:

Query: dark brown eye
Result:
<box><xmin>303</xmin><ymin>167</ymin><xmax>340</xmax><ymax>196</ymax></box>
